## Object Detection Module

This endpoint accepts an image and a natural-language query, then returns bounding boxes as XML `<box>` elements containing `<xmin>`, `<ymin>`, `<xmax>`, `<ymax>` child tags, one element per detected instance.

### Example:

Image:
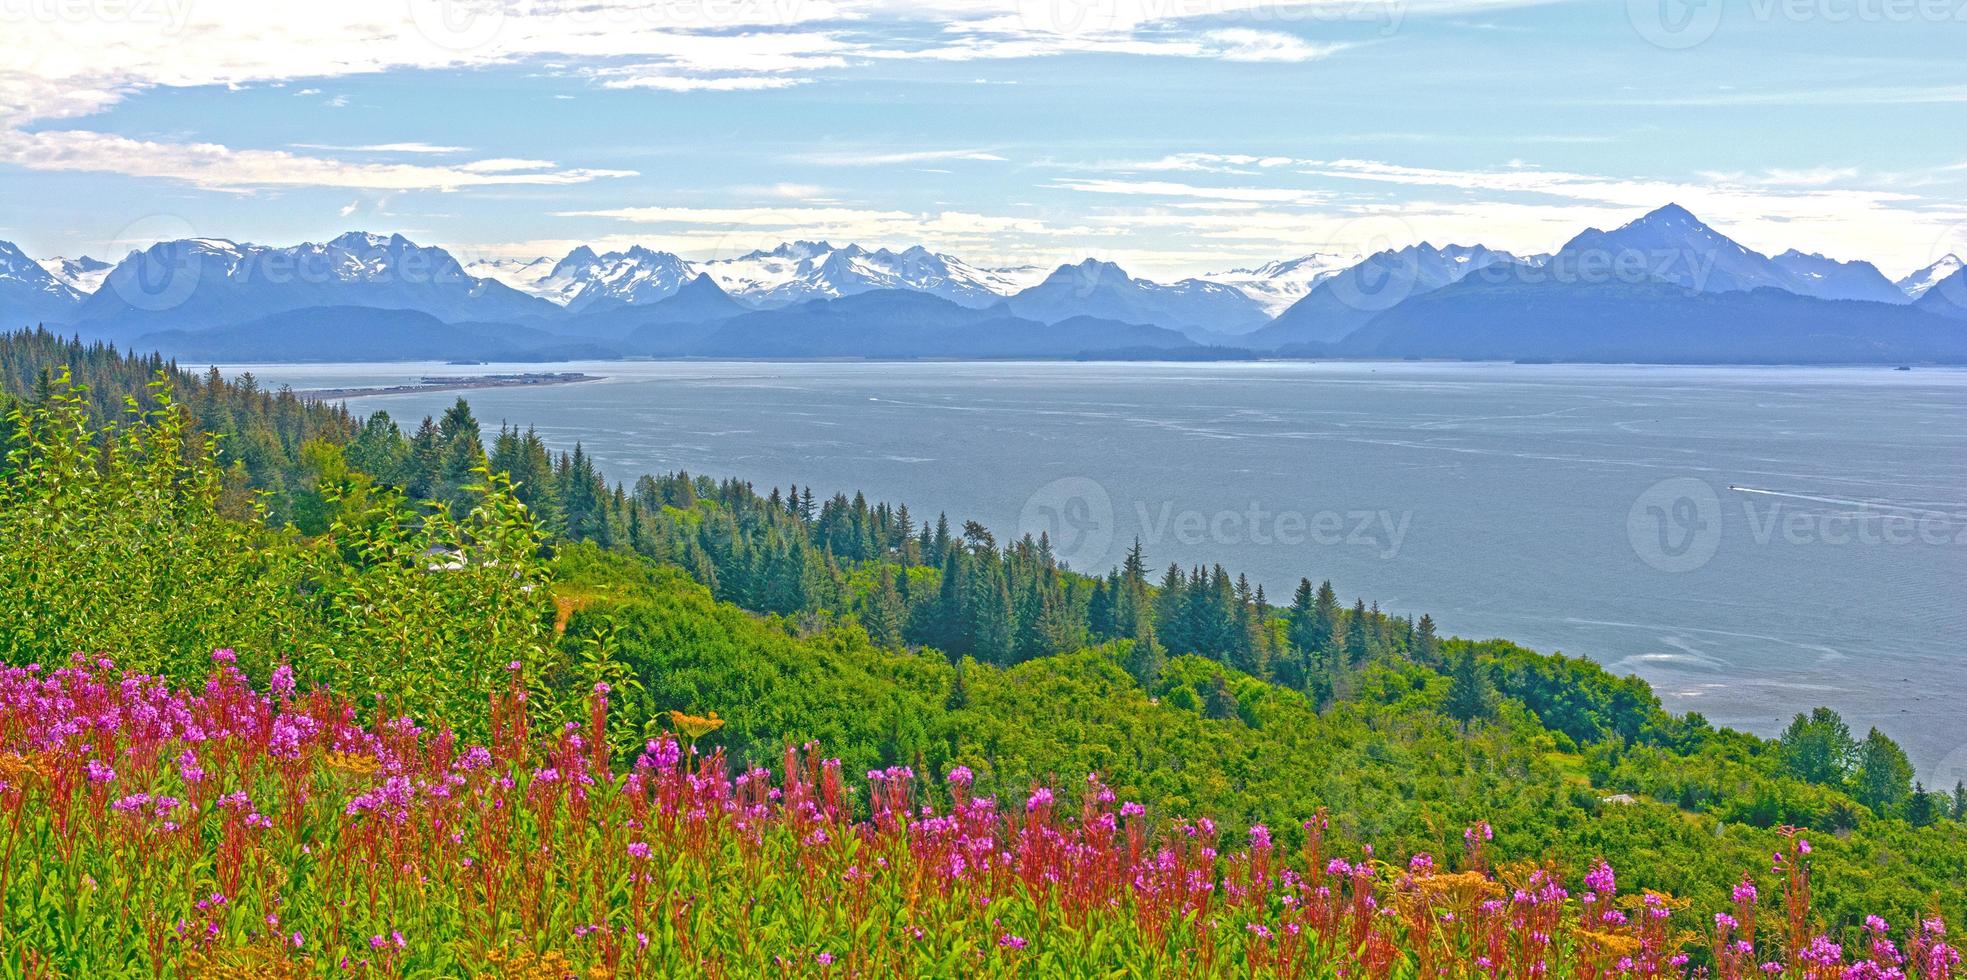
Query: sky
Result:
<box><xmin>1</xmin><ymin>0</ymin><xmax>1965</xmax><ymax>279</ymax></box>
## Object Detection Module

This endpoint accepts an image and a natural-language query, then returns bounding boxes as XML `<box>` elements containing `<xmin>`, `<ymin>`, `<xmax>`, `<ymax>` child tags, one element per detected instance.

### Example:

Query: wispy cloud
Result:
<box><xmin>1052</xmin><ymin>177</ymin><xmax>1325</xmax><ymax>204</ymax></box>
<box><xmin>293</xmin><ymin>142</ymin><xmax>470</xmax><ymax>154</ymax></box>
<box><xmin>795</xmin><ymin>148</ymin><xmax>1010</xmax><ymax>166</ymax></box>
<box><xmin>0</xmin><ymin>130</ymin><xmax>636</xmax><ymax>192</ymax></box>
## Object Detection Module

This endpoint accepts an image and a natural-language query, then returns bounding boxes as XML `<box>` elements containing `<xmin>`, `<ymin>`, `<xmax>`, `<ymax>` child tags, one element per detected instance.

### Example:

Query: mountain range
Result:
<box><xmin>4</xmin><ymin>205</ymin><xmax>1964</xmax><ymax>364</ymax></box>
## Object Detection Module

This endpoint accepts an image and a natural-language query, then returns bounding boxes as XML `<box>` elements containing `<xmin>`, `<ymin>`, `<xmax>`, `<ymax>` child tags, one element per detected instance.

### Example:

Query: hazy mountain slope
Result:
<box><xmin>138</xmin><ymin>306</ymin><xmax>601</xmax><ymax>362</ymax></box>
<box><xmin>1340</xmin><ymin>278</ymin><xmax>1967</xmax><ymax>363</ymax></box>
<box><xmin>627</xmin><ymin>288</ymin><xmax>1196</xmax><ymax>358</ymax></box>
<box><xmin>1247</xmin><ymin>243</ymin><xmax>1514</xmax><ymax>348</ymax></box>
<box><xmin>73</xmin><ymin>233</ymin><xmax>560</xmax><ymax>342</ymax></box>
<box><xmin>1769</xmin><ymin>250</ymin><xmax>1907</xmax><ymax>304</ymax></box>
<box><xmin>1004</xmin><ymin>260</ymin><xmax>1270</xmax><ymax>336</ymax></box>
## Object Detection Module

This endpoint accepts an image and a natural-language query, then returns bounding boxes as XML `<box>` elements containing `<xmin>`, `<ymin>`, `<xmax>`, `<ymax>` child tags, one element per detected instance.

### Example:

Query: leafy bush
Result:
<box><xmin>0</xmin><ymin>370</ymin><xmax>551</xmax><ymax>732</ymax></box>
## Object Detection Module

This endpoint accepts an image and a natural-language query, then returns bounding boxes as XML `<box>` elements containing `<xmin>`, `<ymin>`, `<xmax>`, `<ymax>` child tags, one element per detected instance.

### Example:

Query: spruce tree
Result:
<box><xmin>1446</xmin><ymin>649</ymin><xmax>1496</xmax><ymax>731</ymax></box>
<box><xmin>1415</xmin><ymin>614</ymin><xmax>1441</xmax><ymax>665</ymax></box>
<box><xmin>1345</xmin><ymin>599</ymin><xmax>1372</xmax><ymax>666</ymax></box>
<box><xmin>1203</xmin><ymin>673</ymin><xmax>1239</xmax><ymax>721</ymax></box>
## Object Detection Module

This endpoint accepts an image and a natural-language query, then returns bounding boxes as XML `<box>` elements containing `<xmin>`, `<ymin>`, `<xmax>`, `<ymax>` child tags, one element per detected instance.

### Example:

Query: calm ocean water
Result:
<box><xmin>222</xmin><ymin>360</ymin><xmax>1967</xmax><ymax>782</ymax></box>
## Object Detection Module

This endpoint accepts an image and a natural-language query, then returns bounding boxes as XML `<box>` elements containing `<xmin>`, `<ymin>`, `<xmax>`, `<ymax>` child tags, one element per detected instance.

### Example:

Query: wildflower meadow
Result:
<box><xmin>0</xmin><ymin>652</ymin><xmax>1958</xmax><ymax>978</ymax></box>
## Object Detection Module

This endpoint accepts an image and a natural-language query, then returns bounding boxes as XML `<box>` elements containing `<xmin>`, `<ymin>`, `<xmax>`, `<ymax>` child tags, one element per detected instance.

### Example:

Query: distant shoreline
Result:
<box><xmin>302</xmin><ymin>372</ymin><xmax>600</xmax><ymax>401</ymax></box>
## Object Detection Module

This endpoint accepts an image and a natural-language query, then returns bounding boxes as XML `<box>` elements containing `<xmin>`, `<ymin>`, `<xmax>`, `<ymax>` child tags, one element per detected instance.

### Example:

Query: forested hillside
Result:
<box><xmin>3</xmin><ymin>328</ymin><xmax>1964</xmax><ymax>975</ymax></box>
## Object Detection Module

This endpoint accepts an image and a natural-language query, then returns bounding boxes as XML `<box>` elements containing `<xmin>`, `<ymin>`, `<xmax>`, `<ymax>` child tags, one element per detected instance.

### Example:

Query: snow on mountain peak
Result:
<box><xmin>0</xmin><ymin>240</ymin><xmax>85</xmax><ymax>320</ymax></box>
<box><xmin>1900</xmin><ymin>254</ymin><xmax>1964</xmax><ymax>300</ymax></box>
<box><xmin>1202</xmin><ymin>252</ymin><xmax>1358</xmax><ymax>316</ymax></box>
<box><xmin>38</xmin><ymin>255</ymin><xmax>115</xmax><ymax>295</ymax></box>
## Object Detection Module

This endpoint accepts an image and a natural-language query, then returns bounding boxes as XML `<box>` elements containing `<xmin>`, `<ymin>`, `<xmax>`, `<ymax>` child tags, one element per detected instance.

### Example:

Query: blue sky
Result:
<box><xmin>2</xmin><ymin>0</ymin><xmax>1964</xmax><ymax>278</ymax></box>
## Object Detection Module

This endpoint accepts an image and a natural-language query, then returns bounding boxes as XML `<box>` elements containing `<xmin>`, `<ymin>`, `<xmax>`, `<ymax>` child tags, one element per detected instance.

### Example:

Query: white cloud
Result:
<box><xmin>294</xmin><ymin>142</ymin><xmax>471</xmax><ymax>154</ymax></box>
<box><xmin>552</xmin><ymin>202</ymin><xmax>1103</xmax><ymax>258</ymax></box>
<box><xmin>0</xmin><ymin>0</ymin><xmax>857</xmax><ymax>189</ymax></box>
<box><xmin>1021</xmin><ymin>153</ymin><xmax>1967</xmax><ymax>276</ymax></box>
<box><xmin>1052</xmin><ymin>177</ymin><xmax>1325</xmax><ymax>204</ymax></box>
<box><xmin>600</xmin><ymin>73</ymin><xmax>811</xmax><ymax>92</ymax></box>
<box><xmin>457</xmin><ymin>158</ymin><xmax>560</xmax><ymax>172</ymax></box>
<box><xmin>1198</xmin><ymin>29</ymin><xmax>1349</xmax><ymax>62</ymax></box>
<box><xmin>0</xmin><ymin>129</ymin><xmax>636</xmax><ymax>191</ymax></box>
<box><xmin>796</xmin><ymin>148</ymin><xmax>1009</xmax><ymax>166</ymax></box>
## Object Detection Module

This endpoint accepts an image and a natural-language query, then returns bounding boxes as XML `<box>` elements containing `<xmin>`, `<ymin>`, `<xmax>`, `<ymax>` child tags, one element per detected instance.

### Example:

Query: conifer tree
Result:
<box><xmin>1446</xmin><ymin>648</ymin><xmax>1496</xmax><ymax>731</ymax></box>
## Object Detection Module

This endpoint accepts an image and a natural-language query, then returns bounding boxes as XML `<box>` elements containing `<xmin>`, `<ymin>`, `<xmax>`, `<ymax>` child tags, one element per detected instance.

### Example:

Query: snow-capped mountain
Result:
<box><xmin>1766</xmin><ymin>250</ymin><xmax>1906</xmax><ymax>304</ymax></box>
<box><xmin>0</xmin><ymin>240</ymin><xmax>84</xmax><ymax>326</ymax></box>
<box><xmin>74</xmin><ymin>232</ymin><xmax>557</xmax><ymax>341</ymax></box>
<box><xmin>521</xmin><ymin>246</ymin><xmax>699</xmax><ymax>313</ymax></box>
<box><xmin>1201</xmin><ymin>253</ymin><xmax>1356</xmax><ymax>317</ymax></box>
<box><xmin>38</xmin><ymin>255</ymin><xmax>114</xmax><ymax>296</ymax></box>
<box><xmin>471</xmin><ymin>241</ymin><xmax>1044</xmax><ymax>313</ymax></box>
<box><xmin>1247</xmin><ymin>242</ymin><xmax>1519</xmax><ymax>348</ymax></box>
<box><xmin>1004</xmin><ymin>258</ymin><xmax>1272</xmax><ymax>337</ymax></box>
<box><xmin>1899</xmin><ymin>255</ymin><xmax>1964</xmax><ymax>301</ymax></box>
<box><xmin>460</xmin><ymin>255</ymin><xmax>557</xmax><ymax>294</ymax></box>
<box><xmin>696</xmin><ymin>241</ymin><xmax>1027</xmax><ymax>309</ymax></box>
<box><xmin>1913</xmin><ymin>265</ymin><xmax>1967</xmax><ymax>319</ymax></box>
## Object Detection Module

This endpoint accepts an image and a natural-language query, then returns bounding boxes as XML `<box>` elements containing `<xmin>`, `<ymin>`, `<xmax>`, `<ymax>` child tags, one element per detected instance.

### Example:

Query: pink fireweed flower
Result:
<box><xmin>999</xmin><ymin>934</ymin><xmax>1028</xmax><ymax>950</ymax></box>
<box><xmin>1584</xmin><ymin>860</ymin><xmax>1616</xmax><ymax>896</ymax></box>
<box><xmin>1025</xmin><ymin>787</ymin><xmax>1053</xmax><ymax>812</ymax></box>
<box><xmin>211</xmin><ymin>648</ymin><xmax>236</xmax><ymax>664</ymax></box>
<box><xmin>269</xmin><ymin>664</ymin><xmax>296</xmax><ymax>698</ymax></box>
<box><xmin>627</xmin><ymin>841</ymin><xmax>651</xmax><ymax>860</ymax></box>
